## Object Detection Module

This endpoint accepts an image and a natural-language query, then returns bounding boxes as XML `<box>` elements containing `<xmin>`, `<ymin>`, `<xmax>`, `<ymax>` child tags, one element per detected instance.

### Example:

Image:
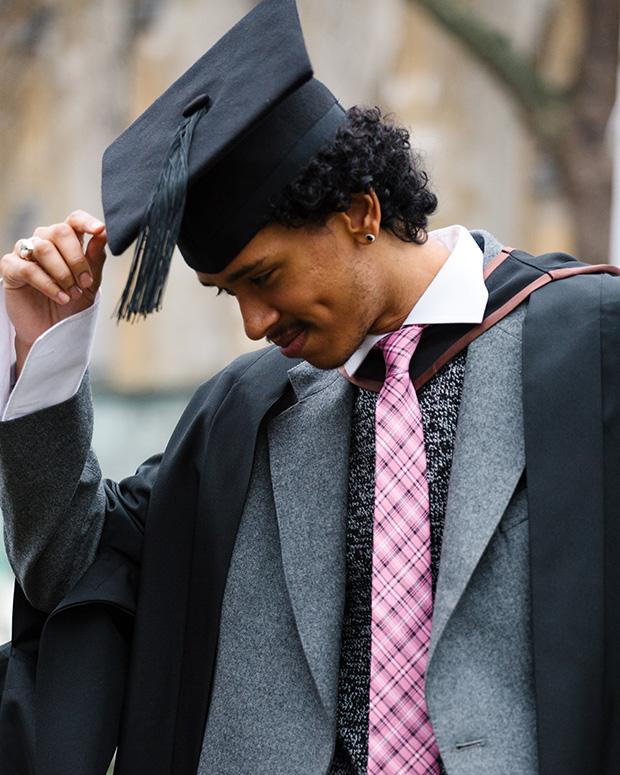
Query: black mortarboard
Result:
<box><xmin>102</xmin><ymin>0</ymin><xmax>347</xmax><ymax>321</ymax></box>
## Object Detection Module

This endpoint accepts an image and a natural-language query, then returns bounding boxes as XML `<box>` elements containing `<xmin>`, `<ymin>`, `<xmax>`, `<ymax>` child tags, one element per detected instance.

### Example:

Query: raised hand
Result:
<box><xmin>0</xmin><ymin>210</ymin><xmax>108</xmax><ymax>372</ymax></box>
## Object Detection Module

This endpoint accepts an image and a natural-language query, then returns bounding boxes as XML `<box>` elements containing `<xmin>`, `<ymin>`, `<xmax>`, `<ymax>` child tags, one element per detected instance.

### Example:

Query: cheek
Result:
<box><xmin>269</xmin><ymin>289</ymin><xmax>309</xmax><ymax>316</ymax></box>
<box><xmin>269</xmin><ymin>266</ymin><xmax>365</xmax><ymax>327</ymax></box>
<box><xmin>268</xmin><ymin>284</ymin><xmax>325</xmax><ymax>319</ymax></box>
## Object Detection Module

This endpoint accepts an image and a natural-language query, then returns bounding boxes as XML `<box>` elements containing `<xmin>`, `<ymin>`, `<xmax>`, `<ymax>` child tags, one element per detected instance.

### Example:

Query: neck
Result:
<box><xmin>369</xmin><ymin>234</ymin><xmax>451</xmax><ymax>334</ymax></box>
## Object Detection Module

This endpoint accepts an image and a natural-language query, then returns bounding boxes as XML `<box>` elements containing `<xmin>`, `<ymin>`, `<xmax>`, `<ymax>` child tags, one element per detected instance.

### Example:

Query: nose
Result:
<box><xmin>236</xmin><ymin>293</ymin><xmax>279</xmax><ymax>341</ymax></box>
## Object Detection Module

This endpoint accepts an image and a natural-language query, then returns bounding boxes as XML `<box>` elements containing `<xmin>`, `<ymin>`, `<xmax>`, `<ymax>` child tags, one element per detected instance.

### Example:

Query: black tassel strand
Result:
<box><xmin>115</xmin><ymin>97</ymin><xmax>211</xmax><ymax>322</ymax></box>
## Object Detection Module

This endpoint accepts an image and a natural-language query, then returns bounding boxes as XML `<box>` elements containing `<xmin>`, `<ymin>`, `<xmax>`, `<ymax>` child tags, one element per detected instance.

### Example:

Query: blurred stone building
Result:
<box><xmin>0</xmin><ymin>0</ymin><xmax>616</xmax><ymax>636</ymax></box>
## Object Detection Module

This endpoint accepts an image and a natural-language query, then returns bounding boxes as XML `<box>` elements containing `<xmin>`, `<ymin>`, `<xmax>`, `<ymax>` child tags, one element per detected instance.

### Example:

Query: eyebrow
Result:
<box><xmin>199</xmin><ymin>256</ymin><xmax>268</xmax><ymax>288</ymax></box>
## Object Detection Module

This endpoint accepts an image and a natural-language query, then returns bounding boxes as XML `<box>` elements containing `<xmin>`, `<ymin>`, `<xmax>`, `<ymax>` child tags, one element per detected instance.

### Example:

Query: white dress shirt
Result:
<box><xmin>0</xmin><ymin>286</ymin><xmax>100</xmax><ymax>421</ymax></box>
<box><xmin>0</xmin><ymin>224</ymin><xmax>488</xmax><ymax>421</ymax></box>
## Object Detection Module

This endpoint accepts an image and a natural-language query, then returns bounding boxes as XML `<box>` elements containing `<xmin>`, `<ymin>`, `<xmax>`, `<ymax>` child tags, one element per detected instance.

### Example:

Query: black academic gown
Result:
<box><xmin>1</xmin><ymin>247</ymin><xmax>620</xmax><ymax>775</ymax></box>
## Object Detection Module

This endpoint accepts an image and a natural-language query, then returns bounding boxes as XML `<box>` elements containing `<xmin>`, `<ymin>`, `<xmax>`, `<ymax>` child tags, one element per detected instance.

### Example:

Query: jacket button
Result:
<box><xmin>455</xmin><ymin>738</ymin><xmax>486</xmax><ymax>751</ymax></box>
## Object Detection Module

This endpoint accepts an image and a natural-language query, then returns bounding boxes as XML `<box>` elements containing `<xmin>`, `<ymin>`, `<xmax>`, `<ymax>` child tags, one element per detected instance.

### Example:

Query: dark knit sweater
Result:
<box><xmin>329</xmin><ymin>348</ymin><xmax>468</xmax><ymax>774</ymax></box>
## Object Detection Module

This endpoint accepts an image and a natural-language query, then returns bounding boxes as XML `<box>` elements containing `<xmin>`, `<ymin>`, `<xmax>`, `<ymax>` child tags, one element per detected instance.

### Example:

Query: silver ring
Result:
<box><xmin>18</xmin><ymin>238</ymin><xmax>35</xmax><ymax>260</ymax></box>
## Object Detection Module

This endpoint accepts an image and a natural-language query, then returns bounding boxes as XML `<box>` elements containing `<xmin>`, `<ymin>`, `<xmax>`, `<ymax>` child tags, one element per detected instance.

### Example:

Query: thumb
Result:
<box><xmin>85</xmin><ymin>230</ymin><xmax>108</xmax><ymax>284</ymax></box>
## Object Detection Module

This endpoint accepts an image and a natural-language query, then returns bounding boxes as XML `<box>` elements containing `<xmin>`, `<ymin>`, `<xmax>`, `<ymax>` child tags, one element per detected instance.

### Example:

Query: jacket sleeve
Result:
<box><xmin>0</xmin><ymin>344</ymin><xmax>278</xmax><ymax>614</ymax></box>
<box><xmin>0</xmin><ymin>372</ymin><xmax>157</xmax><ymax>613</ymax></box>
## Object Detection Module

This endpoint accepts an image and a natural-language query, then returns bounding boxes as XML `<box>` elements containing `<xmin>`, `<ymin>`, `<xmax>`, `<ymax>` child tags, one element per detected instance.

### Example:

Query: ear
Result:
<box><xmin>342</xmin><ymin>190</ymin><xmax>381</xmax><ymax>241</ymax></box>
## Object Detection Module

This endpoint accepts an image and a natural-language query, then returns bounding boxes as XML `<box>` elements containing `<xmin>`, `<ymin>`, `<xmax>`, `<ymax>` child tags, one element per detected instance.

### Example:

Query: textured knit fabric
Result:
<box><xmin>329</xmin><ymin>347</ymin><xmax>468</xmax><ymax>775</ymax></box>
<box><xmin>418</xmin><ymin>351</ymin><xmax>469</xmax><ymax>603</ymax></box>
<box><xmin>330</xmin><ymin>387</ymin><xmax>378</xmax><ymax>775</ymax></box>
<box><xmin>368</xmin><ymin>325</ymin><xmax>439</xmax><ymax>774</ymax></box>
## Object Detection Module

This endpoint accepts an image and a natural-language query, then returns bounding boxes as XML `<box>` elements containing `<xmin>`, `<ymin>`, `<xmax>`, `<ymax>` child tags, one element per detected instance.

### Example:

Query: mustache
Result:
<box><xmin>265</xmin><ymin>321</ymin><xmax>307</xmax><ymax>345</ymax></box>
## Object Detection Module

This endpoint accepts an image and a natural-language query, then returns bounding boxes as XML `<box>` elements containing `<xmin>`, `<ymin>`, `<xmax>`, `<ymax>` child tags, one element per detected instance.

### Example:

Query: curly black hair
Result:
<box><xmin>267</xmin><ymin>105</ymin><xmax>438</xmax><ymax>245</ymax></box>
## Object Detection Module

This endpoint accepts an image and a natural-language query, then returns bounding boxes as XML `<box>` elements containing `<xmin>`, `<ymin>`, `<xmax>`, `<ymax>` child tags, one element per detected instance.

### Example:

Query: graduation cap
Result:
<box><xmin>102</xmin><ymin>0</ymin><xmax>347</xmax><ymax>321</ymax></box>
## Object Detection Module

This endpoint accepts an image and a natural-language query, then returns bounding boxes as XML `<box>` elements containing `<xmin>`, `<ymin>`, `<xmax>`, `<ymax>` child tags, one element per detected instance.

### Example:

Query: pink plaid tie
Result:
<box><xmin>367</xmin><ymin>324</ymin><xmax>441</xmax><ymax>774</ymax></box>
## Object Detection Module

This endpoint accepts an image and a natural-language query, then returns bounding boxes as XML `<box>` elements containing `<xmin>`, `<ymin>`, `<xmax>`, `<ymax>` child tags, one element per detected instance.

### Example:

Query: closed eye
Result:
<box><xmin>212</xmin><ymin>268</ymin><xmax>274</xmax><ymax>296</ymax></box>
<box><xmin>250</xmin><ymin>269</ymin><xmax>275</xmax><ymax>287</ymax></box>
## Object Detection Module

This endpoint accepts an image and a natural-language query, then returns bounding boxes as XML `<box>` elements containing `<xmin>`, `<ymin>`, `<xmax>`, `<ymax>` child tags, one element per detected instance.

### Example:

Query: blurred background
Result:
<box><xmin>0</xmin><ymin>0</ymin><xmax>618</xmax><ymax>639</ymax></box>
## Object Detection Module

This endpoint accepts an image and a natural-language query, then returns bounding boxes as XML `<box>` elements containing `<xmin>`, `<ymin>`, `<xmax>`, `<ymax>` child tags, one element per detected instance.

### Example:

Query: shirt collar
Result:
<box><xmin>342</xmin><ymin>224</ymin><xmax>488</xmax><ymax>377</ymax></box>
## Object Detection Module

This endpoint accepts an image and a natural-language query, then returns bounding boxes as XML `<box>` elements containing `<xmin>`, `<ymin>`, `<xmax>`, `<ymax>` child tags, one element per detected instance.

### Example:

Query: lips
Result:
<box><xmin>272</xmin><ymin>327</ymin><xmax>308</xmax><ymax>358</ymax></box>
<box><xmin>272</xmin><ymin>327</ymin><xmax>303</xmax><ymax>348</ymax></box>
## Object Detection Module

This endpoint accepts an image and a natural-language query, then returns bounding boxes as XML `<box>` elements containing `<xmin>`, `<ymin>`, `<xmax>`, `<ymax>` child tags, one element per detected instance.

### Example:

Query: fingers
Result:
<box><xmin>23</xmin><ymin>233</ymin><xmax>84</xmax><ymax>299</ymax></box>
<box><xmin>35</xmin><ymin>221</ymin><xmax>97</xmax><ymax>289</ymax></box>
<box><xmin>64</xmin><ymin>209</ymin><xmax>106</xmax><ymax>238</ymax></box>
<box><xmin>1</xmin><ymin>210</ymin><xmax>108</xmax><ymax>306</ymax></box>
<box><xmin>0</xmin><ymin>251</ymin><xmax>72</xmax><ymax>304</ymax></box>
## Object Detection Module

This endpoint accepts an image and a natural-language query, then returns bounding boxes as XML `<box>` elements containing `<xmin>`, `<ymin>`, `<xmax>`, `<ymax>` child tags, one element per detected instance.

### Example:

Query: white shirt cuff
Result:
<box><xmin>0</xmin><ymin>280</ymin><xmax>100</xmax><ymax>421</ymax></box>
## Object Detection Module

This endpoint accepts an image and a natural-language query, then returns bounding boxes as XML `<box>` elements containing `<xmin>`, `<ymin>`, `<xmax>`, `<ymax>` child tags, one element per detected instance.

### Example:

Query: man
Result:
<box><xmin>1</xmin><ymin>1</ymin><xmax>620</xmax><ymax>774</ymax></box>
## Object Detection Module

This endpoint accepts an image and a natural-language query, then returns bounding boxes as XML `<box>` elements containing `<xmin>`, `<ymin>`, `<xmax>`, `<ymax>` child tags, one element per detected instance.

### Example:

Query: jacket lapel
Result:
<box><xmin>268</xmin><ymin>362</ymin><xmax>354</xmax><ymax>719</ymax></box>
<box><xmin>427</xmin><ymin>304</ymin><xmax>526</xmax><ymax>666</ymax></box>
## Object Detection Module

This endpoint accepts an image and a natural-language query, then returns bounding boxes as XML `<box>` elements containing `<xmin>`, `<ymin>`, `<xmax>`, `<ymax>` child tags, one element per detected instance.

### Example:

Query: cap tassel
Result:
<box><xmin>115</xmin><ymin>96</ymin><xmax>211</xmax><ymax>322</ymax></box>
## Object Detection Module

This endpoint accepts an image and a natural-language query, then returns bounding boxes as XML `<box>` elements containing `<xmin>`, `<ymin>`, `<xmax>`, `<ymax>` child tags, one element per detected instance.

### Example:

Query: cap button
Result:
<box><xmin>183</xmin><ymin>93</ymin><xmax>211</xmax><ymax>118</ymax></box>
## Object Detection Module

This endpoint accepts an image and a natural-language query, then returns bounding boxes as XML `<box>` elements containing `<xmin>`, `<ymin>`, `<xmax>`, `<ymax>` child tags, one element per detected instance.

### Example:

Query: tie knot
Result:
<box><xmin>376</xmin><ymin>324</ymin><xmax>425</xmax><ymax>377</ymax></box>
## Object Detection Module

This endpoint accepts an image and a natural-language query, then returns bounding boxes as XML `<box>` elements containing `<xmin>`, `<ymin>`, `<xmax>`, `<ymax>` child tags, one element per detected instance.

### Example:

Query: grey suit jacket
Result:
<box><xmin>0</xmin><ymin>230</ymin><xmax>538</xmax><ymax>775</ymax></box>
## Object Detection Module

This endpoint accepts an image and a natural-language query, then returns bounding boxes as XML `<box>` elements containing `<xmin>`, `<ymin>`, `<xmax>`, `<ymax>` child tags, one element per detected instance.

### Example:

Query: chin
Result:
<box><xmin>304</xmin><ymin>356</ymin><xmax>342</xmax><ymax>371</ymax></box>
<box><xmin>300</xmin><ymin>330</ymin><xmax>366</xmax><ymax>371</ymax></box>
<box><xmin>303</xmin><ymin>347</ymin><xmax>355</xmax><ymax>371</ymax></box>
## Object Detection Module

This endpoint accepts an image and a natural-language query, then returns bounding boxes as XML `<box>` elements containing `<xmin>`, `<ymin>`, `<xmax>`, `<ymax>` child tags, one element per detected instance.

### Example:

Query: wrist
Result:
<box><xmin>14</xmin><ymin>337</ymin><xmax>32</xmax><ymax>379</ymax></box>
